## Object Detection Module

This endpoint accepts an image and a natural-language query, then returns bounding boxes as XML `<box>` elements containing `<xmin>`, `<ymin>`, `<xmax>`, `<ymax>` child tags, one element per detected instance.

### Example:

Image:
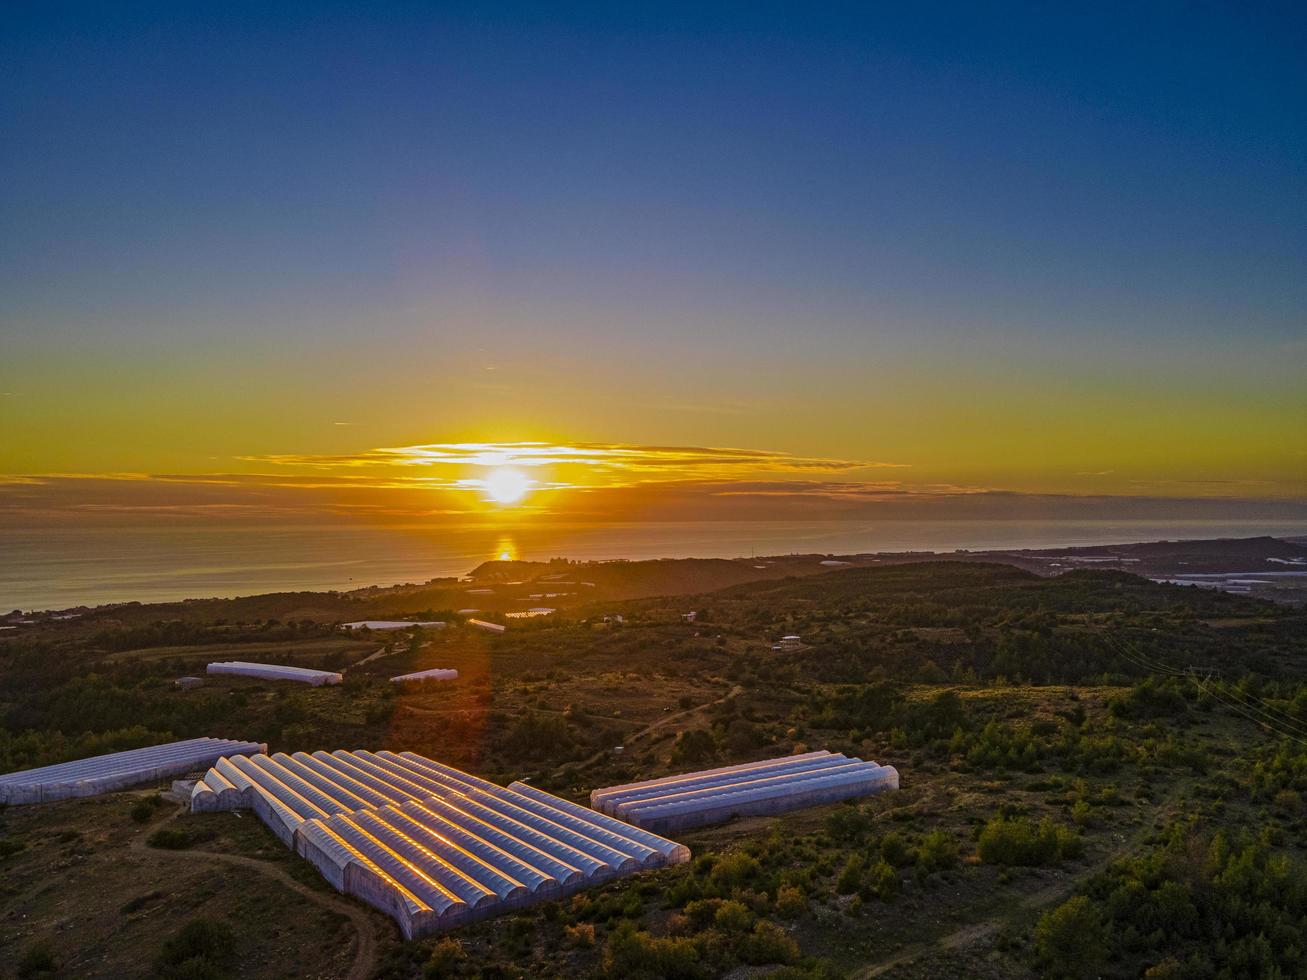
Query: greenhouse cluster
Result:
<box><xmin>191</xmin><ymin>749</ymin><xmax>689</xmax><ymax>937</ymax></box>
<box><xmin>0</xmin><ymin>737</ymin><xmax>266</xmax><ymax>804</ymax></box>
<box><xmin>591</xmin><ymin>750</ymin><xmax>899</xmax><ymax>833</ymax></box>
<box><xmin>205</xmin><ymin>661</ymin><xmax>343</xmax><ymax>685</ymax></box>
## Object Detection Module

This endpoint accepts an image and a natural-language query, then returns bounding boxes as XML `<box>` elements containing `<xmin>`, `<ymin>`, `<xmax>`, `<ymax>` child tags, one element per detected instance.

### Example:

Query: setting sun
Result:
<box><xmin>482</xmin><ymin>467</ymin><xmax>531</xmax><ymax>505</ymax></box>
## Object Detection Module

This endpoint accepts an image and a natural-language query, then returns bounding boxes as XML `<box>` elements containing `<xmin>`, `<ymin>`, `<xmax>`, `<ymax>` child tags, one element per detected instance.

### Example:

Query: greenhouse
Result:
<box><xmin>590</xmin><ymin>749</ymin><xmax>899</xmax><ymax>833</ymax></box>
<box><xmin>390</xmin><ymin>668</ymin><xmax>459</xmax><ymax>683</ymax></box>
<box><xmin>190</xmin><ymin>749</ymin><xmax>689</xmax><ymax>937</ymax></box>
<box><xmin>206</xmin><ymin>661</ymin><xmax>343</xmax><ymax>685</ymax></box>
<box><xmin>0</xmin><ymin>736</ymin><xmax>266</xmax><ymax>805</ymax></box>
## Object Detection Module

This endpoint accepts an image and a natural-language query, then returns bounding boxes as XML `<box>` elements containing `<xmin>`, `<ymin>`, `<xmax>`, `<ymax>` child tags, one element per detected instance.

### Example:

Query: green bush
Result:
<box><xmin>915</xmin><ymin>829</ymin><xmax>959</xmax><ymax>872</ymax></box>
<box><xmin>866</xmin><ymin>859</ymin><xmax>899</xmax><ymax>901</ymax></box>
<box><xmin>710</xmin><ymin>852</ymin><xmax>761</xmax><ymax>888</ymax></box>
<box><xmin>774</xmin><ymin>885</ymin><xmax>808</xmax><ymax>918</ymax></box>
<box><xmin>602</xmin><ymin>922</ymin><xmax>705</xmax><ymax>980</ymax></box>
<box><xmin>423</xmin><ymin>938</ymin><xmax>467</xmax><ymax>977</ymax></box>
<box><xmin>131</xmin><ymin>797</ymin><xmax>163</xmax><ymax>823</ymax></box>
<box><xmin>977</xmin><ymin>816</ymin><xmax>1080</xmax><ymax>867</ymax></box>
<box><xmin>738</xmin><ymin>921</ymin><xmax>800</xmax><ymax>966</ymax></box>
<box><xmin>1034</xmin><ymin>896</ymin><xmax>1106</xmax><ymax>978</ymax></box>
<box><xmin>154</xmin><ymin>917</ymin><xmax>236</xmax><ymax>979</ymax></box>
<box><xmin>713</xmin><ymin>899</ymin><xmax>753</xmax><ymax>933</ymax></box>
<box><xmin>879</xmin><ymin>830</ymin><xmax>912</xmax><ymax>867</ymax></box>
<box><xmin>835</xmin><ymin>853</ymin><xmax>865</xmax><ymax>894</ymax></box>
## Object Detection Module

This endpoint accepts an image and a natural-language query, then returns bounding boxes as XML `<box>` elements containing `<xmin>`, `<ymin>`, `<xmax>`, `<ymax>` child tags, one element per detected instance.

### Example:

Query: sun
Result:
<box><xmin>482</xmin><ymin>466</ymin><xmax>531</xmax><ymax>505</ymax></box>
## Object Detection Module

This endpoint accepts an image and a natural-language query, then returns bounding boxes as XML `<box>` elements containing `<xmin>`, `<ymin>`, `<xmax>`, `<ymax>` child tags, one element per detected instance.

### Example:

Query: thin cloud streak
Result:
<box><xmin>240</xmin><ymin>441</ymin><xmax>901</xmax><ymax>475</ymax></box>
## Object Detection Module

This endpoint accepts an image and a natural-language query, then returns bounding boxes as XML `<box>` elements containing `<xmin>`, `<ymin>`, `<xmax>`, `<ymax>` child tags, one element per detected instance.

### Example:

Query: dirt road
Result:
<box><xmin>130</xmin><ymin>807</ymin><xmax>380</xmax><ymax>980</ymax></box>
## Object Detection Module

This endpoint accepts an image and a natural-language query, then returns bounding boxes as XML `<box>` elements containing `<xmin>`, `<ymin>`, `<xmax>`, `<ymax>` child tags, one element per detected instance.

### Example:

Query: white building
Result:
<box><xmin>591</xmin><ymin>750</ymin><xmax>899</xmax><ymax>834</ymax></box>
<box><xmin>504</xmin><ymin>607</ymin><xmax>555</xmax><ymax>619</ymax></box>
<box><xmin>207</xmin><ymin>661</ymin><xmax>343</xmax><ymax>686</ymax></box>
<box><xmin>343</xmin><ymin>620</ymin><xmax>446</xmax><ymax>631</ymax></box>
<box><xmin>390</xmin><ymin>668</ymin><xmax>458</xmax><ymax>683</ymax></box>
<box><xmin>0</xmin><ymin>737</ymin><xmax>265</xmax><ymax>805</ymax></box>
<box><xmin>467</xmin><ymin>619</ymin><xmax>506</xmax><ymax>634</ymax></box>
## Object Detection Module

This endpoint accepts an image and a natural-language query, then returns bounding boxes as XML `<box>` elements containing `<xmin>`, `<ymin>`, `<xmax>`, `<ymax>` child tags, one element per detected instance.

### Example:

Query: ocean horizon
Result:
<box><xmin>4</xmin><ymin>519</ymin><xmax>1306</xmax><ymax>612</ymax></box>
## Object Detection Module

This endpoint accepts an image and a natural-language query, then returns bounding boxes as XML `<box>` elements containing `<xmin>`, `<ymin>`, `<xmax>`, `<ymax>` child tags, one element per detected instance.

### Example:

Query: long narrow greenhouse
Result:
<box><xmin>191</xmin><ymin>749</ymin><xmax>689</xmax><ymax>937</ymax></box>
<box><xmin>206</xmin><ymin>661</ymin><xmax>343</xmax><ymax>685</ymax></box>
<box><xmin>390</xmin><ymin>668</ymin><xmax>459</xmax><ymax>683</ymax></box>
<box><xmin>0</xmin><ymin>737</ymin><xmax>266</xmax><ymax>804</ymax></box>
<box><xmin>591</xmin><ymin>750</ymin><xmax>899</xmax><ymax>833</ymax></box>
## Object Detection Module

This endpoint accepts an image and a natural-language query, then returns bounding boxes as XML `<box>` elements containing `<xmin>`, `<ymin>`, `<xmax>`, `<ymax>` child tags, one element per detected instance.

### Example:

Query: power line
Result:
<box><xmin>1098</xmin><ymin>630</ymin><xmax>1307</xmax><ymax>745</ymax></box>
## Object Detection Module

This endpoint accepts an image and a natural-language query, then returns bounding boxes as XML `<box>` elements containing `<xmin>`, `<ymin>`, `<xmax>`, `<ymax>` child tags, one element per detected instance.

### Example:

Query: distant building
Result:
<box><xmin>774</xmin><ymin>635</ymin><xmax>803</xmax><ymax>651</ymax></box>
<box><xmin>505</xmin><ymin>607</ymin><xmax>555</xmax><ymax>619</ymax></box>
<box><xmin>343</xmin><ymin>620</ymin><xmax>445</xmax><ymax>631</ymax></box>
<box><xmin>390</xmin><ymin>668</ymin><xmax>458</xmax><ymax>683</ymax></box>
<box><xmin>207</xmin><ymin>662</ymin><xmax>343</xmax><ymax>686</ymax></box>
<box><xmin>174</xmin><ymin>676</ymin><xmax>205</xmax><ymax>690</ymax></box>
<box><xmin>467</xmin><ymin>618</ymin><xmax>506</xmax><ymax>634</ymax></box>
<box><xmin>682</xmin><ymin>611</ymin><xmax>698</xmax><ymax>623</ymax></box>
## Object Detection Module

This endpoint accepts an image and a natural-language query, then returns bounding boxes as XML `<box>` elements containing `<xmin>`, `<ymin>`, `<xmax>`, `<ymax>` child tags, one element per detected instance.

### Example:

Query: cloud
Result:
<box><xmin>2</xmin><ymin>470</ymin><xmax>1306</xmax><ymax>528</ymax></box>
<box><xmin>239</xmin><ymin>441</ymin><xmax>900</xmax><ymax>478</ymax></box>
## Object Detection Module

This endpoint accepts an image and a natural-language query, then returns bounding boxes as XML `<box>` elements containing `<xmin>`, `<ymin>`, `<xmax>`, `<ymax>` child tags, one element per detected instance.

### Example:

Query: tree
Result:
<box><xmin>1034</xmin><ymin>896</ymin><xmax>1106</xmax><ymax>979</ymax></box>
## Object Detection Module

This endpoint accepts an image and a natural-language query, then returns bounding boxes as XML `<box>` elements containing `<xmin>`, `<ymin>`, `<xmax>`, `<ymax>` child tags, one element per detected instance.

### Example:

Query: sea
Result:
<box><xmin>3</xmin><ymin>520</ymin><xmax>1306</xmax><ymax>612</ymax></box>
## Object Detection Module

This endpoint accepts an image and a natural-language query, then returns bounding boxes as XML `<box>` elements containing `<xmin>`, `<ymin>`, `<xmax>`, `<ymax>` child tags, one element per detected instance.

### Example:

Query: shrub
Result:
<box><xmin>565</xmin><ymin>922</ymin><xmax>596</xmax><ymax>948</ymax></box>
<box><xmin>774</xmin><ymin>885</ymin><xmax>807</xmax><ymax>918</ymax></box>
<box><xmin>713</xmin><ymin>899</ymin><xmax>753</xmax><ymax>933</ymax></box>
<box><xmin>825</xmin><ymin>804</ymin><xmax>873</xmax><ymax>842</ymax></box>
<box><xmin>835</xmin><ymin>854</ymin><xmax>865</xmax><ymax>894</ymax></box>
<box><xmin>710</xmin><ymin>852</ymin><xmax>761</xmax><ymax>887</ymax></box>
<box><xmin>866</xmin><ymin>859</ymin><xmax>899</xmax><ymax>901</ymax></box>
<box><xmin>673</xmin><ymin>729</ymin><xmax>717</xmax><ymax>766</ymax></box>
<box><xmin>154</xmin><ymin>917</ymin><xmax>236</xmax><ymax>979</ymax></box>
<box><xmin>423</xmin><ymin>938</ymin><xmax>467</xmax><ymax>976</ymax></box>
<box><xmin>915</xmin><ymin>829</ymin><xmax>959</xmax><ymax>873</ymax></box>
<box><xmin>739</xmin><ymin>921</ymin><xmax>800</xmax><ymax>966</ymax></box>
<box><xmin>131</xmin><ymin>798</ymin><xmax>160</xmax><ymax>823</ymax></box>
<box><xmin>1034</xmin><ymin>896</ymin><xmax>1106</xmax><ymax>978</ymax></box>
<box><xmin>603</xmin><ymin>922</ymin><xmax>705</xmax><ymax>980</ymax></box>
<box><xmin>977</xmin><ymin>816</ymin><xmax>1080</xmax><ymax>867</ymax></box>
<box><xmin>683</xmin><ymin>898</ymin><xmax>724</xmax><ymax>929</ymax></box>
<box><xmin>879</xmin><ymin>831</ymin><xmax>912</xmax><ymax>867</ymax></box>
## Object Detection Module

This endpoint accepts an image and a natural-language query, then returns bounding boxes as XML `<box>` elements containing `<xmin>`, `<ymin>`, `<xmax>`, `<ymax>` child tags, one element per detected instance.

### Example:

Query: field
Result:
<box><xmin>2</xmin><ymin>561</ymin><xmax>1306</xmax><ymax>978</ymax></box>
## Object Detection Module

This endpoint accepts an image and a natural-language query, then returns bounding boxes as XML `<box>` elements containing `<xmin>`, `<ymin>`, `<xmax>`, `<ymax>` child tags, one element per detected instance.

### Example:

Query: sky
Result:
<box><xmin>2</xmin><ymin>2</ymin><xmax>1305</xmax><ymax>528</ymax></box>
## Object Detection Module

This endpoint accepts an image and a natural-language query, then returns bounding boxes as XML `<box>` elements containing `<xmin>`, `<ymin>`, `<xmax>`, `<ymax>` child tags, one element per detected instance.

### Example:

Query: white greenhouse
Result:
<box><xmin>390</xmin><ymin>668</ymin><xmax>459</xmax><ymax>683</ymax></box>
<box><xmin>0</xmin><ymin>736</ymin><xmax>266</xmax><ymax>805</ymax></box>
<box><xmin>191</xmin><ymin>749</ymin><xmax>689</xmax><ymax>937</ymax></box>
<box><xmin>590</xmin><ymin>749</ymin><xmax>899</xmax><ymax>833</ymax></box>
<box><xmin>343</xmin><ymin>621</ymin><xmax>446</xmax><ymax>631</ymax></box>
<box><xmin>467</xmin><ymin>619</ymin><xmax>506</xmax><ymax>634</ymax></box>
<box><xmin>206</xmin><ymin>661</ymin><xmax>343</xmax><ymax>686</ymax></box>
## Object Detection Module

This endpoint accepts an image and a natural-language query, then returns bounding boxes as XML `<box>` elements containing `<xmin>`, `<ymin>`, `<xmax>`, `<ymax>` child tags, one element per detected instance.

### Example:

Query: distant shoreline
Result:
<box><xmin>3</xmin><ymin>522</ymin><xmax>1305</xmax><ymax>614</ymax></box>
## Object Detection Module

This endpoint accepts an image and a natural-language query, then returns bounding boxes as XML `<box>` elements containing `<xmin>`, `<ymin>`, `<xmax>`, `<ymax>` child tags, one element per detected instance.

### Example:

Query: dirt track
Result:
<box><xmin>131</xmin><ymin>807</ymin><xmax>380</xmax><ymax>980</ymax></box>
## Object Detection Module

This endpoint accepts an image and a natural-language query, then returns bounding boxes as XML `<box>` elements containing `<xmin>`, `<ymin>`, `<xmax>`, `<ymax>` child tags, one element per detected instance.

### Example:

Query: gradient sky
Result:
<box><xmin>2</xmin><ymin>3</ymin><xmax>1304</xmax><ymax>525</ymax></box>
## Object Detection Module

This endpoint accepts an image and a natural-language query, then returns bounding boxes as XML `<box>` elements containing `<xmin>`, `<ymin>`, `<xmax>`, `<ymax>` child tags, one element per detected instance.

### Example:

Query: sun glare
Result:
<box><xmin>483</xmin><ymin>466</ymin><xmax>530</xmax><ymax>505</ymax></box>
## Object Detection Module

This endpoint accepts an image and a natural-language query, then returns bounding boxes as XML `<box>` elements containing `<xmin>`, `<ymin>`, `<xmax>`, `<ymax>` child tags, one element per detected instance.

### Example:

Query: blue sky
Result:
<box><xmin>1</xmin><ymin>2</ymin><xmax>1304</xmax><ymax>509</ymax></box>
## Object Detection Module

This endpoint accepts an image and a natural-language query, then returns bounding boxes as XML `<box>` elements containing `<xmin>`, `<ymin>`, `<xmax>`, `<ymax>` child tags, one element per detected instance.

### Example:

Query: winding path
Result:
<box><xmin>130</xmin><ymin>806</ymin><xmax>380</xmax><ymax>980</ymax></box>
